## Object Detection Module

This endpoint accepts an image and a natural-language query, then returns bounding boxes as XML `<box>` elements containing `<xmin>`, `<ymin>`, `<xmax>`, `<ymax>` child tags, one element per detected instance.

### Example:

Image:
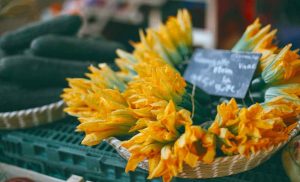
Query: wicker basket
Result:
<box><xmin>0</xmin><ymin>100</ymin><xmax>65</xmax><ymax>130</ymax></box>
<box><xmin>106</xmin><ymin>120</ymin><xmax>300</xmax><ymax>179</ymax></box>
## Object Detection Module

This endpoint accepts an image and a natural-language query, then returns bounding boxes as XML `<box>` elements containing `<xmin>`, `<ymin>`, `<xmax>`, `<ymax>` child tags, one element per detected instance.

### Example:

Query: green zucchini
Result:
<box><xmin>23</xmin><ymin>49</ymin><xmax>34</xmax><ymax>55</ymax></box>
<box><xmin>0</xmin><ymin>49</ymin><xmax>5</xmax><ymax>59</ymax></box>
<box><xmin>0</xmin><ymin>15</ymin><xmax>82</xmax><ymax>52</ymax></box>
<box><xmin>0</xmin><ymin>81</ymin><xmax>62</xmax><ymax>112</ymax></box>
<box><xmin>30</xmin><ymin>35</ymin><xmax>125</xmax><ymax>62</ymax></box>
<box><xmin>0</xmin><ymin>55</ymin><xmax>94</xmax><ymax>88</ymax></box>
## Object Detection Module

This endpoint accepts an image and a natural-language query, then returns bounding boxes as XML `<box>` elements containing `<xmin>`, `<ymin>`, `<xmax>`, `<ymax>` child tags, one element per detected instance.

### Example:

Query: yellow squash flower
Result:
<box><xmin>68</xmin><ymin>94</ymin><xmax>137</xmax><ymax>146</ymax></box>
<box><xmin>210</xmin><ymin>98</ymin><xmax>240</xmax><ymax>132</ymax></box>
<box><xmin>72</xmin><ymin>88</ymin><xmax>137</xmax><ymax>146</ymax></box>
<box><xmin>149</xmin><ymin>126</ymin><xmax>216</xmax><ymax>182</ymax></box>
<box><xmin>253</xmin><ymin>28</ymin><xmax>278</xmax><ymax>62</ymax></box>
<box><xmin>61</xmin><ymin>11</ymin><xmax>300</xmax><ymax>182</ymax></box>
<box><xmin>62</xmin><ymin>64</ymin><xmax>139</xmax><ymax>146</ymax></box>
<box><xmin>262</xmin><ymin>45</ymin><xmax>300</xmax><ymax>84</ymax></box>
<box><xmin>236</xmin><ymin>104</ymin><xmax>286</xmax><ymax>155</ymax></box>
<box><xmin>115</xmin><ymin>49</ymin><xmax>138</xmax><ymax>82</ymax></box>
<box><xmin>156</xmin><ymin>25</ymin><xmax>182</xmax><ymax>65</ymax></box>
<box><xmin>123</xmin><ymin>101</ymin><xmax>215</xmax><ymax>182</ymax></box>
<box><xmin>124</xmin><ymin>53</ymin><xmax>209</xmax><ymax>124</ymax></box>
<box><xmin>116</xmin><ymin>45</ymin><xmax>180</xmax><ymax>82</ymax></box>
<box><xmin>232</xmin><ymin>19</ymin><xmax>275</xmax><ymax>52</ymax></box>
<box><xmin>130</xmin><ymin>9</ymin><xmax>192</xmax><ymax>70</ymax></box>
<box><xmin>265</xmin><ymin>84</ymin><xmax>300</xmax><ymax>104</ymax></box>
<box><xmin>165</xmin><ymin>9</ymin><xmax>192</xmax><ymax>58</ymax></box>
<box><xmin>233</xmin><ymin>19</ymin><xmax>300</xmax><ymax>81</ymax></box>
<box><xmin>146</xmin><ymin>126</ymin><xmax>216</xmax><ymax>182</ymax></box>
<box><xmin>123</xmin><ymin>62</ymin><xmax>187</xmax><ymax>123</ymax></box>
<box><xmin>174</xmin><ymin>125</ymin><xmax>216</xmax><ymax>165</ymax></box>
<box><xmin>87</xmin><ymin>63</ymin><xmax>127</xmax><ymax>91</ymax></box>
<box><xmin>139</xmin><ymin>29</ymin><xmax>174</xmax><ymax>66</ymax></box>
<box><xmin>123</xmin><ymin>101</ymin><xmax>191</xmax><ymax>181</ymax></box>
<box><xmin>133</xmin><ymin>63</ymin><xmax>186</xmax><ymax>103</ymax></box>
<box><xmin>62</xmin><ymin>64</ymin><xmax>127</xmax><ymax>118</ymax></box>
<box><xmin>62</xmin><ymin>78</ymin><xmax>94</xmax><ymax>118</ymax></box>
<box><xmin>262</xmin><ymin>96</ymin><xmax>300</xmax><ymax>125</ymax></box>
<box><xmin>232</xmin><ymin>19</ymin><xmax>281</xmax><ymax>73</ymax></box>
<box><xmin>264</xmin><ymin>83</ymin><xmax>300</xmax><ymax>126</ymax></box>
<box><xmin>209</xmin><ymin>99</ymin><xmax>294</xmax><ymax>156</ymax></box>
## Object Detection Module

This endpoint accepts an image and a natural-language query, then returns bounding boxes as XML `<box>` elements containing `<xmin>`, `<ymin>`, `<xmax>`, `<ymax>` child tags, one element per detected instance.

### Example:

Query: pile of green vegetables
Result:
<box><xmin>0</xmin><ymin>15</ymin><xmax>125</xmax><ymax>112</ymax></box>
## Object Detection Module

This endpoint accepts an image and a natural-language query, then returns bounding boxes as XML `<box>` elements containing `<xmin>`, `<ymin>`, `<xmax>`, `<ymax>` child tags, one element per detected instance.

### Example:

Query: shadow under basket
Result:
<box><xmin>106</xmin><ymin>120</ymin><xmax>300</xmax><ymax>179</ymax></box>
<box><xmin>0</xmin><ymin>100</ymin><xmax>65</xmax><ymax>130</ymax></box>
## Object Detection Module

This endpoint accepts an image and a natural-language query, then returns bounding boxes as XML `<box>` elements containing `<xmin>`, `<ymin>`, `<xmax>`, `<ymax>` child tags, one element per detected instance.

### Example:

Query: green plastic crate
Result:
<box><xmin>0</xmin><ymin>117</ymin><xmax>151</xmax><ymax>182</ymax></box>
<box><xmin>0</xmin><ymin>117</ymin><xmax>290</xmax><ymax>182</ymax></box>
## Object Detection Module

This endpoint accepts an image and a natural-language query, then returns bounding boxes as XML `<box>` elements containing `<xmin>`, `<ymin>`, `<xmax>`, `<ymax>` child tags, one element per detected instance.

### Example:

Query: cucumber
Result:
<box><xmin>30</xmin><ymin>35</ymin><xmax>125</xmax><ymax>62</ymax></box>
<box><xmin>0</xmin><ymin>15</ymin><xmax>82</xmax><ymax>52</ymax></box>
<box><xmin>23</xmin><ymin>49</ymin><xmax>34</xmax><ymax>55</ymax></box>
<box><xmin>0</xmin><ymin>81</ymin><xmax>62</xmax><ymax>112</ymax></box>
<box><xmin>0</xmin><ymin>56</ymin><xmax>94</xmax><ymax>88</ymax></box>
<box><xmin>0</xmin><ymin>49</ymin><xmax>5</xmax><ymax>59</ymax></box>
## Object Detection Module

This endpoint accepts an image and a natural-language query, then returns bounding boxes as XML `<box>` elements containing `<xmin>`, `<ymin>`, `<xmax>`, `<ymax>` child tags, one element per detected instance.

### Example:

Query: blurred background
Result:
<box><xmin>1</xmin><ymin>1</ymin><xmax>300</xmax><ymax>182</ymax></box>
<box><xmin>1</xmin><ymin>0</ymin><xmax>300</xmax><ymax>50</ymax></box>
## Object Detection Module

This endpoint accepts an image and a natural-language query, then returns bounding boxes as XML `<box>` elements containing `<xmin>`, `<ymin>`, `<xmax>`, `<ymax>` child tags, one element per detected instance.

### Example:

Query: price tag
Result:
<box><xmin>184</xmin><ymin>49</ymin><xmax>261</xmax><ymax>98</ymax></box>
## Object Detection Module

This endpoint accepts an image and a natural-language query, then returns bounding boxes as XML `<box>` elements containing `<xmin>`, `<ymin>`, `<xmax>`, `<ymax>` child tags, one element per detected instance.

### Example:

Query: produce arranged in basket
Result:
<box><xmin>0</xmin><ymin>14</ymin><xmax>125</xmax><ymax>129</ymax></box>
<box><xmin>0</xmin><ymin>15</ymin><xmax>81</xmax><ymax>112</ymax></box>
<box><xmin>62</xmin><ymin>9</ymin><xmax>300</xmax><ymax>182</ymax></box>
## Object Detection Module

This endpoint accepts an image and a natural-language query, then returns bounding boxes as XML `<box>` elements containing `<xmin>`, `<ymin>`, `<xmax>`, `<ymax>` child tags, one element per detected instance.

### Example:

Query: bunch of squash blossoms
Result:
<box><xmin>62</xmin><ymin>11</ymin><xmax>299</xmax><ymax>182</ymax></box>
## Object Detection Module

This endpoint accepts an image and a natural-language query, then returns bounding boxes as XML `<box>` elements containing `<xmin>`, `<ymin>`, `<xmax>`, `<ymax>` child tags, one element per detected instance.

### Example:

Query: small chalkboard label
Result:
<box><xmin>184</xmin><ymin>49</ymin><xmax>261</xmax><ymax>98</ymax></box>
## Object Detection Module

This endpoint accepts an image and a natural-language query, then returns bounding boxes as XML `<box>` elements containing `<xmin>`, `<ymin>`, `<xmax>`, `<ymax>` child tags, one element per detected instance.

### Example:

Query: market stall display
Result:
<box><xmin>0</xmin><ymin>13</ymin><xmax>125</xmax><ymax>129</ymax></box>
<box><xmin>0</xmin><ymin>15</ymin><xmax>82</xmax><ymax>53</ymax></box>
<box><xmin>62</xmin><ymin>9</ymin><xmax>300</xmax><ymax>182</ymax></box>
<box><xmin>0</xmin><ymin>117</ymin><xmax>292</xmax><ymax>182</ymax></box>
<box><xmin>30</xmin><ymin>35</ymin><xmax>123</xmax><ymax>61</ymax></box>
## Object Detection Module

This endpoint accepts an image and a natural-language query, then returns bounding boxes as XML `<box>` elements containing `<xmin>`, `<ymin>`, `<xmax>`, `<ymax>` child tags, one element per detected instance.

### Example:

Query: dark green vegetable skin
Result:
<box><xmin>250</xmin><ymin>77</ymin><xmax>266</xmax><ymax>92</ymax></box>
<box><xmin>0</xmin><ymin>49</ymin><xmax>5</xmax><ymax>59</ymax></box>
<box><xmin>0</xmin><ymin>56</ymin><xmax>94</xmax><ymax>88</ymax></box>
<box><xmin>30</xmin><ymin>35</ymin><xmax>126</xmax><ymax>62</ymax></box>
<box><xmin>0</xmin><ymin>81</ymin><xmax>62</xmax><ymax>112</ymax></box>
<box><xmin>0</xmin><ymin>15</ymin><xmax>82</xmax><ymax>52</ymax></box>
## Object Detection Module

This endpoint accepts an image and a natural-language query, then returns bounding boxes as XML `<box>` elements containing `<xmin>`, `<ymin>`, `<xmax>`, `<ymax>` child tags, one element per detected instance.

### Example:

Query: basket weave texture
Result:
<box><xmin>0</xmin><ymin>100</ymin><xmax>65</xmax><ymax>130</ymax></box>
<box><xmin>106</xmin><ymin>120</ymin><xmax>300</xmax><ymax>179</ymax></box>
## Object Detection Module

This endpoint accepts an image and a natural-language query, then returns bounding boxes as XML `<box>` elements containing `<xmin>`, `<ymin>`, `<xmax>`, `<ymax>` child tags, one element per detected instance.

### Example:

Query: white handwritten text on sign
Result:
<box><xmin>184</xmin><ymin>49</ymin><xmax>261</xmax><ymax>98</ymax></box>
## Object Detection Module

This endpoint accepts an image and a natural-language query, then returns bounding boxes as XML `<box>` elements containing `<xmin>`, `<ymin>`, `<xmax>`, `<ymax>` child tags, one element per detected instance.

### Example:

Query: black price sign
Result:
<box><xmin>184</xmin><ymin>49</ymin><xmax>261</xmax><ymax>98</ymax></box>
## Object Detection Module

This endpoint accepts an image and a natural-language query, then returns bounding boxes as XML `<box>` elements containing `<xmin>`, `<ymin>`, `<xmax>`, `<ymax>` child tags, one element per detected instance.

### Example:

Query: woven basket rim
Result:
<box><xmin>0</xmin><ymin>100</ymin><xmax>65</xmax><ymax>129</ymax></box>
<box><xmin>106</xmin><ymin>120</ymin><xmax>300</xmax><ymax>177</ymax></box>
<box><xmin>0</xmin><ymin>100</ymin><xmax>64</xmax><ymax>116</ymax></box>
